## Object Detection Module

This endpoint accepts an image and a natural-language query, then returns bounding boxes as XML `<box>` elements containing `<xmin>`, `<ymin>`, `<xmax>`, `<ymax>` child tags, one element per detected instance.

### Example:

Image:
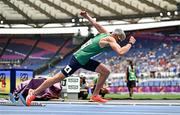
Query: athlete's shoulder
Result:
<box><xmin>104</xmin><ymin>36</ymin><xmax>116</xmax><ymax>43</ymax></box>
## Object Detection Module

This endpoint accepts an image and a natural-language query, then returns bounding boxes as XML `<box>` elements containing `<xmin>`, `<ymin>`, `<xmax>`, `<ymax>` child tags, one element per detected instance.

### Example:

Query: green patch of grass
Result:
<box><xmin>104</xmin><ymin>93</ymin><xmax>180</xmax><ymax>100</ymax></box>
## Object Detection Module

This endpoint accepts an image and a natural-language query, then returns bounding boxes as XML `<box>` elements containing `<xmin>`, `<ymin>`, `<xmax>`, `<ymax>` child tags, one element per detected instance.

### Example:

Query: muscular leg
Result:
<box><xmin>130</xmin><ymin>87</ymin><xmax>134</xmax><ymax>97</ymax></box>
<box><xmin>128</xmin><ymin>87</ymin><xmax>131</xmax><ymax>97</ymax></box>
<box><xmin>32</xmin><ymin>73</ymin><xmax>65</xmax><ymax>95</ymax></box>
<box><xmin>31</xmin><ymin>56</ymin><xmax>82</xmax><ymax>96</ymax></box>
<box><xmin>129</xmin><ymin>87</ymin><xmax>133</xmax><ymax>97</ymax></box>
<box><xmin>93</xmin><ymin>63</ymin><xmax>110</xmax><ymax>96</ymax></box>
<box><xmin>26</xmin><ymin>56</ymin><xmax>81</xmax><ymax>106</ymax></box>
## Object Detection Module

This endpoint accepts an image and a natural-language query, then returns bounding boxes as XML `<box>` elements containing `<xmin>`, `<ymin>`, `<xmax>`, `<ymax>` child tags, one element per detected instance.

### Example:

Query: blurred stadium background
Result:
<box><xmin>0</xmin><ymin>0</ymin><xmax>180</xmax><ymax>99</ymax></box>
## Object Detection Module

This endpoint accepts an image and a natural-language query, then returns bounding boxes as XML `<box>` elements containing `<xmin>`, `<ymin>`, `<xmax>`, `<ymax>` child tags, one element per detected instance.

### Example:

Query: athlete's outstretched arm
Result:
<box><xmin>80</xmin><ymin>11</ymin><xmax>108</xmax><ymax>33</ymax></box>
<box><xmin>109</xmin><ymin>36</ymin><xmax>136</xmax><ymax>56</ymax></box>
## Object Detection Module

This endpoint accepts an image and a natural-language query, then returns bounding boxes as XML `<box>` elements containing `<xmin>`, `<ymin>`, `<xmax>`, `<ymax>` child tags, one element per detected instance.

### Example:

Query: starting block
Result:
<box><xmin>0</xmin><ymin>93</ymin><xmax>45</xmax><ymax>106</ymax></box>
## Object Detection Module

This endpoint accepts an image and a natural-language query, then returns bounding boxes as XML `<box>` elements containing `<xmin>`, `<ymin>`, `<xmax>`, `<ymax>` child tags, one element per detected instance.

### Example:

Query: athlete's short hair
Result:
<box><xmin>113</xmin><ymin>28</ymin><xmax>126</xmax><ymax>40</ymax></box>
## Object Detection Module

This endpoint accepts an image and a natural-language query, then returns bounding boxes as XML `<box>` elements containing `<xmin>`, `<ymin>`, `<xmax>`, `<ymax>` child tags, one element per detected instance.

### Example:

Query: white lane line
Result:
<box><xmin>37</xmin><ymin>101</ymin><xmax>180</xmax><ymax>106</ymax></box>
<box><xmin>0</xmin><ymin>110</ymin><xmax>178</xmax><ymax>115</ymax></box>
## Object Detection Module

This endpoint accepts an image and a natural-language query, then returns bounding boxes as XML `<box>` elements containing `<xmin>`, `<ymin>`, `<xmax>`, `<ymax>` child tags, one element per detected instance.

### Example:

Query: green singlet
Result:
<box><xmin>74</xmin><ymin>33</ymin><xmax>110</xmax><ymax>65</ymax></box>
<box><xmin>128</xmin><ymin>66</ymin><xmax>137</xmax><ymax>81</ymax></box>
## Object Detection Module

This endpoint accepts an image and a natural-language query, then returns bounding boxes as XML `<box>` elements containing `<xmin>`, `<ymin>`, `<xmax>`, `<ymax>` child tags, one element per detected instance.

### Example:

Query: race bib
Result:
<box><xmin>64</xmin><ymin>65</ymin><xmax>72</xmax><ymax>73</ymax></box>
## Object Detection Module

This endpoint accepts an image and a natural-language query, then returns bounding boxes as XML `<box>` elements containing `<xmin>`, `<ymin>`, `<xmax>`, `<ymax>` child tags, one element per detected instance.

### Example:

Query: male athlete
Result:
<box><xmin>125</xmin><ymin>60</ymin><xmax>137</xmax><ymax>99</ymax></box>
<box><xmin>26</xmin><ymin>11</ymin><xmax>136</xmax><ymax>106</ymax></box>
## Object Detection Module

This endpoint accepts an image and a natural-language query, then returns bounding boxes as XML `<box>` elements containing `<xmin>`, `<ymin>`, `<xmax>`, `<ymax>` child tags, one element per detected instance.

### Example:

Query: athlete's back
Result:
<box><xmin>74</xmin><ymin>33</ymin><xmax>110</xmax><ymax>65</ymax></box>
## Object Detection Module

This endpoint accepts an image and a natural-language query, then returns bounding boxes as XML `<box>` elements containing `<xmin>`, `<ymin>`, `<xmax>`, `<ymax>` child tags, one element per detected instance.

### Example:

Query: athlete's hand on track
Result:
<box><xmin>129</xmin><ymin>36</ymin><xmax>136</xmax><ymax>45</ymax></box>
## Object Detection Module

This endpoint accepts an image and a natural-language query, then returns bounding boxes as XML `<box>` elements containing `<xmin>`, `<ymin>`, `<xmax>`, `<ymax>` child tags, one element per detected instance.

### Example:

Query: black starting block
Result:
<box><xmin>0</xmin><ymin>93</ymin><xmax>45</xmax><ymax>106</ymax></box>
